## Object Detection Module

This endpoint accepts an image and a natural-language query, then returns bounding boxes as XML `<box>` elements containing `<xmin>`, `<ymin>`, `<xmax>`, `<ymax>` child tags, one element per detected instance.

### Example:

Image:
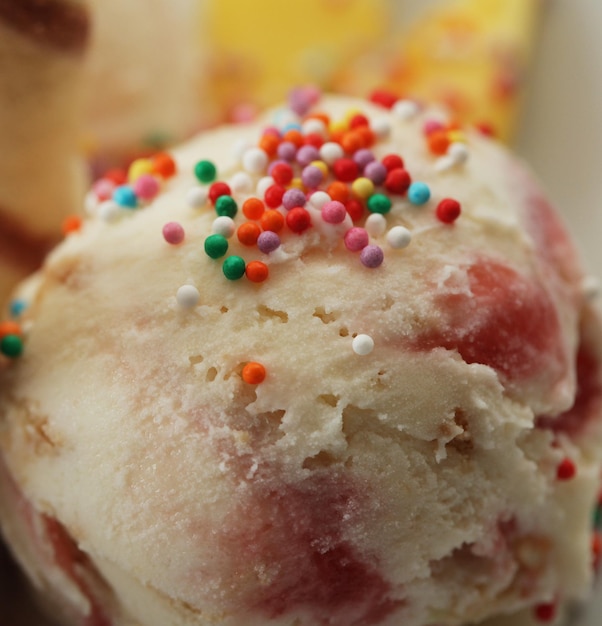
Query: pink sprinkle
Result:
<box><xmin>162</xmin><ymin>222</ymin><xmax>185</xmax><ymax>245</ymax></box>
<box><xmin>93</xmin><ymin>178</ymin><xmax>116</xmax><ymax>201</ymax></box>
<box><xmin>344</xmin><ymin>227</ymin><xmax>369</xmax><ymax>252</ymax></box>
<box><xmin>321</xmin><ymin>201</ymin><xmax>347</xmax><ymax>224</ymax></box>
<box><xmin>423</xmin><ymin>119</ymin><xmax>445</xmax><ymax>135</ymax></box>
<box><xmin>360</xmin><ymin>245</ymin><xmax>384</xmax><ymax>268</ymax></box>
<box><xmin>134</xmin><ymin>174</ymin><xmax>160</xmax><ymax>200</ymax></box>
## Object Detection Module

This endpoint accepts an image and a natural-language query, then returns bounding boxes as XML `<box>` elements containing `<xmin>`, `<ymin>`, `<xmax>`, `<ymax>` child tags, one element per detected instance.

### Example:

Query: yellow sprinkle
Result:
<box><xmin>329</xmin><ymin>119</ymin><xmax>349</xmax><ymax>134</ymax></box>
<box><xmin>344</xmin><ymin>108</ymin><xmax>363</xmax><ymax>122</ymax></box>
<box><xmin>310</xmin><ymin>160</ymin><xmax>329</xmax><ymax>177</ymax></box>
<box><xmin>351</xmin><ymin>177</ymin><xmax>375</xmax><ymax>199</ymax></box>
<box><xmin>128</xmin><ymin>158</ymin><xmax>154</xmax><ymax>182</ymax></box>
<box><xmin>290</xmin><ymin>177</ymin><xmax>304</xmax><ymax>190</ymax></box>
<box><xmin>447</xmin><ymin>130</ymin><xmax>467</xmax><ymax>144</ymax></box>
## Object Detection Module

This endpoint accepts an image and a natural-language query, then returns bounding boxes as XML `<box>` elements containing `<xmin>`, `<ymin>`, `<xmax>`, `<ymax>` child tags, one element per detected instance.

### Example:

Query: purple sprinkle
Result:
<box><xmin>277</xmin><ymin>141</ymin><xmax>297</xmax><ymax>162</ymax></box>
<box><xmin>360</xmin><ymin>245</ymin><xmax>384</xmax><ymax>268</ymax></box>
<box><xmin>162</xmin><ymin>222</ymin><xmax>185</xmax><ymax>245</ymax></box>
<box><xmin>282</xmin><ymin>188</ymin><xmax>306</xmax><ymax>210</ymax></box>
<box><xmin>301</xmin><ymin>165</ymin><xmax>324</xmax><ymax>189</ymax></box>
<box><xmin>364</xmin><ymin>161</ymin><xmax>387</xmax><ymax>185</ymax></box>
<box><xmin>296</xmin><ymin>145</ymin><xmax>320</xmax><ymax>167</ymax></box>
<box><xmin>257</xmin><ymin>231</ymin><xmax>281</xmax><ymax>254</ymax></box>
<box><xmin>353</xmin><ymin>149</ymin><xmax>376</xmax><ymax>171</ymax></box>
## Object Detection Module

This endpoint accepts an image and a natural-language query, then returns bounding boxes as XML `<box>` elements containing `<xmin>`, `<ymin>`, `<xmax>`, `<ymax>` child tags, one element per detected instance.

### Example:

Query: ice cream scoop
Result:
<box><xmin>1</xmin><ymin>92</ymin><xmax>601</xmax><ymax>626</ymax></box>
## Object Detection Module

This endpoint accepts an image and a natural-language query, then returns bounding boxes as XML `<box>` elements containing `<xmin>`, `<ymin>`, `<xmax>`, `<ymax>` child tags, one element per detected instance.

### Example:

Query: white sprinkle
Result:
<box><xmin>370</xmin><ymin>118</ymin><xmax>391</xmax><ymax>140</ymax></box>
<box><xmin>582</xmin><ymin>275</ymin><xmax>601</xmax><ymax>300</ymax></box>
<box><xmin>232</xmin><ymin>138</ymin><xmax>253</xmax><ymax>162</ymax></box>
<box><xmin>302</xmin><ymin>118</ymin><xmax>327</xmax><ymax>137</ymax></box>
<box><xmin>273</xmin><ymin>108</ymin><xmax>301</xmax><ymax>129</ymax></box>
<box><xmin>319</xmin><ymin>141</ymin><xmax>344</xmax><ymax>165</ymax></box>
<box><xmin>186</xmin><ymin>186</ymin><xmax>209</xmax><ymax>208</ymax></box>
<box><xmin>97</xmin><ymin>200</ymin><xmax>121</xmax><ymax>222</ymax></box>
<box><xmin>230</xmin><ymin>171</ymin><xmax>253</xmax><ymax>194</ymax></box>
<box><xmin>352</xmin><ymin>334</ymin><xmax>374</xmax><ymax>356</ymax></box>
<box><xmin>386</xmin><ymin>226</ymin><xmax>412</xmax><ymax>249</ymax></box>
<box><xmin>242</xmin><ymin>147</ymin><xmax>269</xmax><ymax>174</ymax></box>
<box><xmin>434</xmin><ymin>156</ymin><xmax>456</xmax><ymax>172</ymax></box>
<box><xmin>176</xmin><ymin>285</ymin><xmax>200</xmax><ymax>308</ymax></box>
<box><xmin>365</xmin><ymin>214</ymin><xmax>387</xmax><ymax>237</ymax></box>
<box><xmin>392</xmin><ymin>99</ymin><xmax>420</xmax><ymax>121</ymax></box>
<box><xmin>308</xmin><ymin>191</ymin><xmax>331</xmax><ymax>210</ymax></box>
<box><xmin>448</xmin><ymin>142</ymin><xmax>470</xmax><ymax>164</ymax></box>
<box><xmin>212</xmin><ymin>216</ymin><xmax>236</xmax><ymax>238</ymax></box>
<box><xmin>84</xmin><ymin>191</ymin><xmax>98</xmax><ymax>216</ymax></box>
<box><xmin>256</xmin><ymin>176</ymin><xmax>275</xmax><ymax>197</ymax></box>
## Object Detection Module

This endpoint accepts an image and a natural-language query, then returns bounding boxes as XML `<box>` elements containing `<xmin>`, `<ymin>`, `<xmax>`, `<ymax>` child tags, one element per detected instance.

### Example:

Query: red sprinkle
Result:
<box><xmin>349</xmin><ymin>113</ymin><xmax>369</xmax><ymax>129</ymax></box>
<box><xmin>264</xmin><ymin>184</ymin><xmax>286</xmax><ymax>208</ymax></box>
<box><xmin>384</xmin><ymin>168</ymin><xmax>411</xmax><ymax>195</ymax></box>
<box><xmin>369</xmin><ymin>89</ymin><xmax>398</xmax><ymax>109</ymax></box>
<box><xmin>556</xmin><ymin>457</ymin><xmax>576</xmax><ymax>481</ymax></box>
<box><xmin>436</xmin><ymin>198</ymin><xmax>462</xmax><ymax>223</ymax></box>
<box><xmin>345</xmin><ymin>198</ymin><xmax>365</xmax><ymax>222</ymax></box>
<box><xmin>209</xmin><ymin>181</ymin><xmax>231</xmax><ymax>204</ymax></box>
<box><xmin>381</xmin><ymin>154</ymin><xmax>404</xmax><ymax>172</ymax></box>
<box><xmin>104</xmin><ymin>168</ymin><xmax>127</xmax><ymax>185</ymax></box>
<box><xmin>533</xmin><ymin>602</ymin><xmax>557</xmax><ymax>622</ymax></box>
<box><xmin>271</xmin><ymin>163</ymin><xmax>294</xmax><ymax>186</ymax></box>
<box><xmin>304</xmin><ymin>133</ymin><xmax>324</xmax><ymax>149</ymax></box>
<box><xmin>286</xmin><ymin>207</ymin><xmax>312</xmax><ymax>233</ymax></box>
<box><xmin>332</xmin><ymin>158</ymin><xmax>359</xmax><ymax>182</ymax></box>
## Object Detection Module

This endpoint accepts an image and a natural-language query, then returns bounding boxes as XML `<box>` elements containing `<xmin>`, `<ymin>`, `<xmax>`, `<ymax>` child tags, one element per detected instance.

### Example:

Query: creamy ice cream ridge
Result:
<box><xmin>1</xmin><ymin>90</ymin><xmax>602</xmax><ymax>626</ymax></box>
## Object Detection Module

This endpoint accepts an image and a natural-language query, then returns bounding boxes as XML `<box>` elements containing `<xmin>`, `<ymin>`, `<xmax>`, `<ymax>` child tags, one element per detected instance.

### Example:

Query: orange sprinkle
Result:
<box><xmin>260</xmin><ymin>209</ymin><xmax>285</xmax><ymax>232</ymax></box>
<box><xmin>259</xmin><ymin>134</ymin><xmax>280</xmax><ymax>157</ymax></box>
<box><xmin>283</xmin><ymin>129</ymin><xmax>304</xmax><ymax>148</ymax></box>
<box><xmin>305</xmin><ymin>111</ymin><xmax>330</xmax><ymax>126</ymax></box>
<box><xmin>329</xmin><ymin>128</ymin><xmax>345</xmax><ymax>145</ymax></box>
<box><xmin>245</xmin><ymin>261</ymin><xmax>269</xmax><ymax>283</ymax></box>
<box><xmin>355</xmin><ymin>125</ymin><xmax>375</xmax><ymax>148</ymax></box>
<box><xmin>62</xmin><ymin>215</ymin><xmax>83</xmax><ymax>235</ymax></box>
<box><xmin>151</xmin><ymin>152</ymin><xmax>177</xmax><ymax>178</ymax></box>
<box><xmin>242</xmin><ymin>197</ymin><xmax>265</xmax><ymax>220</ymax></box>
<box><xmin>242</xmin><ymin>361</ymin><xmax>266</xmax><ymax>384</ymax></box>
<box><xmin>427</xmin><ymin>130</ymin><xmax>451</xmax><ymax>156</ymax></box>
<box><xmin>327</xmin><ymin>181</ymin><xmax>349</xmax><ymax>203</ymax></box>
<box><xmin>0</xmin><ymin>321</ymin><xmax>22</xmax><ymax>340</ymax></box>
<box><xmin>237</xmin><ymin>222</ymin><xmax>261</xmax><ymax>246</ymax></box>
<box><xmin>339</xmin><ymin>131</ymin><xmax>363</xmax><ymax>155</ymax></box>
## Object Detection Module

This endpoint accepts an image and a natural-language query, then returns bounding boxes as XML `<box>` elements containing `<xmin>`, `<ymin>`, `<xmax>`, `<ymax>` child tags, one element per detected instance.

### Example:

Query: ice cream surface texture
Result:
<box><xmin>1</xmin><ymin>92</ymin><xmax>602</xmax><ymax>626</ymax></box>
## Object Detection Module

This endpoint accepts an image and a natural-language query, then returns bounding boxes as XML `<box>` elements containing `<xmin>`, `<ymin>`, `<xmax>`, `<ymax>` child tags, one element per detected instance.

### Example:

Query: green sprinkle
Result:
<box><xmin>194</xmin><ymin>160</ymin><xmax>217</xmax><ymax>184</ymax></box>
<box><xmin>1</xmin><ymin>334</ymin><xmax>23</xmax><ymax>358</ymax></box>
<box><xmin>367</xmin><ymin>193</ymin><xmax>392</xmax><ymax>214</ymax></box>
<box><xmin>222</xmin><ymin>256</ymin><xmax>246</xmax><ymax>280</ymax></box>
<box><xmin>215</xmin><ymin>195</ymin><xmax>238</xmax><ymax>218</ymax></box>
<box><xmin>204</xmin><ymin>234</ymin><xmax>229</xmax><ymax>259</ymax></box>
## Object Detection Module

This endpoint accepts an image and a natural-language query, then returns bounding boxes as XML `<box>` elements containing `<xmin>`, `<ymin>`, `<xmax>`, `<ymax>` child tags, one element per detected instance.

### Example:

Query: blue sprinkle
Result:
<box><xmin>112</xmin><ymin>185</ymin><xmax>138</xmax><ymax>209</ymax></box>
<box><xmin>408</xmin><ymin>182</ymin><xmax>431</xmax><ymax>205</ymax></box>
<box><xmin>281</xmin><ymin>122</ymin><xmax>302</xmax><ymax>133</ymax></box>
<box><xmin>9</xmin><ymin>299</ymin><xmax>27</xmax><ymax>318</ymax></box>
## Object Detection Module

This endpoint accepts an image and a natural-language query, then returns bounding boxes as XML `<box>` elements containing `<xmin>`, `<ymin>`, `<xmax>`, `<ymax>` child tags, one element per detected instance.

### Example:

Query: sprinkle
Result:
<box><xmin>256</xmin><ymin>176</ymin><xmax>275</xmax><ymax>197</ymax></box>
<box><xmin>382</xmin><ymin>154</ymin><xmax>404</xmax><ymax>172</ymax></box>
<box><xmin>387</xmin><ymin>226</ymin><xmax>412</xmax><ymax>249</ymax></box>
<box><xmin>204</xmin><ymin>234</ymin><xmax>229</xmax><ymax>258</ymax></box>
<box><xmin>0</xmin><ymin>334</ymin><xmax>23</xmax><ymax>358</ymax></box>
<box><xmin>162</xmin><ymin>222</ymin><xmax>185</xmax><ymax>245</ymax></box>
<box><xmin>277</xmin><ymin>141</ymin><xmax>297</xmax><ymax>161</ymax></box>
<box><xmin>385</xmin><ymin>168</ymin><xmax>411</xmax><ymax>194</ymax></box>
<box><xmin>270</xmin><ymin>162</ymin><xmax>294</xmax><ymax>186</ymax></box>
<box><xmin>556</xmin><ymin>458</ymin><xmax>576</xmax><ymax>481</ymax></box>
<box><xmin>242</xmin><ymin>361</ymin><xmax>266</xmax><ymax>384</ymax></box>
<box><xmin>237</xmin><ymin>222</ymin><xmax>261</xmax><ymax>246</ymax></box>
<box><xmin>194</xmin><ymin>160</ymin><xmax>217</xmax><ymax>183</ymax></box>
<box><xmin>151</xmin><ymin>152</ymin><xmax>177</xmax><ymax>178</ymax></box>
<box><xmin>360</xmin><ymin>245</ymin><xmax>384</xmax><ymax>268</ymax></box>
<box><xmin>245</xmin><ymin>261</ymin><xmax>269</xmax><ymax>283</ymax></box>
<box><xmin>365</xmin><ymin>214</ymin><xmax>387</xmax><ymax>237</ymax></box>
<box><xmin>128</xmin><ymin>158</ymin><xmax>153</xmax><ymax>181</ymax></box>
<box><xmin>187</xmin><ymin>186</ymin><xmax>209</xmax><ymax>209</ymax></box>
<box><xmin>242</xmin><ymin>148</ymin><xmax>269</xmax><ymax>174</ymax></box>
<box><xmin>352</xmin><ymin>334</ymin><xmax>374</xmax><ymax>355</ymax></box>
<box><xmin>232</xmin><ymin>138</ymin><xmax>253</xmax><ymax>161</ymax></box>
<box><xmin>301</xmin><ymin>165</ymin><xmax>324</xmax><ymax>189</ymax></box>
<box><xmin>326</xmin><ymin>181</ymin><xmax>349</xmax><ymax>203</ymax></box>
<box><xmin>288</xmin><ymin>86</ymin><xmax>316</xmax><ymax>116</ymax></box>
<box><xmin>222</xmin><ymin>256</ymin><xmax>246</xmax><ymax>280</ymax></box>
<box><xmin>282</xmin><ymin>188</ymin><xmax>307</xmax><ymax>211</ymax></box>
<box><xmin>257</xmin><ymin>231</ymin><xmax>281</xmax><ymax>253</ymax></box>
<box><xmin>302</xmin><ymin>117</ymin><xmax>327</xmax><ymax>137</ymax></box>
<box><xmin>296</xmin><ymin>145</ymin><xmax>320</xmax><ymax>167</ymax></box>
<box><xmin>533</xmin><ymin>602</ymin><xmax>557</xmax><ymax>622</ymax></box>
<box><xmin>104</xmin><ymin>169</ymin><xmax>127</xmax><ymax>185</ymax></box>
<box><xmin>345</xmin><ymin>199</ymin><xmax>364</xmax><ymax>222</ymax></box>
<box><xmin>351</xmin><ymin>177</ymin><xmax>375</xmax><ymax>200</ymax></box>
<box><xmin>93</xmin><ymin>178</ymin><xmax>115</xmax><ymax>201</ymax></box>
<box><xmin>9</xmin><ymin>299</ymin><xmax>27</xmax><ymax>318</ymax></box>
<box><xmin>260</xmin><ymin>209</ymin><xmax>285</xmax><ymax>232</ymax></box>
<box><xmin>321</xmin><ymin>200</ymin><xmax>347</xmax><ymax>224</ymax></box>
<box><xmin>258</xmin><ymin>133</ymin><xmax>280</xmax><ymax>157</ymax></box>
<box><xmin>0</xmin><ymin>321</ymin><xmax>22</xmax><ymax>339</ymax></box>
<box><xmin>308</xmin><ymin>191</ymin><xmax>331</xmax><ymax>210</ymax></box>
<box><xmin>392</xmin><ymin>99</ymin><xmax>420</xmax><ymax>120</ymax></box>
<box><xmin>408</xmin><ymin>182</ymin><xmax>431</xmax><ymax>205</ymax></box>
<box><xmin>319</xmin><ymin>142</ymin><xmax>344</xmax><ymax>165</ymax></box>
<box><xmin>309</xmin><ymin>160</ymin><xmax>329</xmax><ymax>177</ymax></box>
<box><xmin>212</xmin><ymin>216</ymin><xmax>236</xmax><ymax>238</ymax></box>
<box><xmin>306</xmin><ymin>135</ymin><xmax>325</xmax><ymax>151</ymax></box>
<box><xmin>353</xmin><ymin>148</ymin><xmax>376</xmax><ymax>171</ymax></box>
<box><xmin>448</xmin><ymin>130</ymin><xmax>466</xmax><ymax>144</ymax></box>
<box><xmin>230</xmin><ymin>172</ymin><xmax>253</xmax><ymax>194</ymax></box>
<box><xmin>133</xmin><ymin>174</ymin><xmax>160</xmax><ymax>200</ymax></box>
<box><xmin>344</xmin><ymin>227</ymin><xmax>369</xmax><ymax>251</ymax></box>
<box><xmin>370</xmin><ymin>118</ymin><xmax>391</xmax><ymax>140</ymax></box>
<box><xmin>215</xmin><ymin>195</ymin><xmax>238</xmax><ymax>218</ymax></box>
<box><xmin>427</xmin><ymin>130</ymin><xmax>451</xmax><ymax>155</ymax></box>
<box><xmin>62</xmin><ymin>214</ymin><xmax>82</xmax><ymax>235</ymax></box>
<box><xmin>448</xmin><ymin>142</ymin><xmax>470</xmax><ymax>164</ymax></box>
<box><xmin>209</xmin><ymin>181</ymin><xmax>231</xmax><ymax>204</ymax></box>
<box><xmin>333</xmin><ymin>158</ymin><xmax>359</xmax><ymax>182</ymax></box>
<box><xmin>176</xmin><ymin>285</ymin><xmax>200</xmax><ymax>308</ymax></box>
<box><xmin>423</xmin><ymin>119</ymin><xmax>445</xmax><ymax>135</ymax></box>
<box><xmin>242</xmin><ymin>197</ymin><xmax>265</xmax><ymax>220</ymax></box>
<box><xmin>340</xmin><ymin>131</ymin><xmax>363</xmax><ymax>154</ymax></box>
<box><xmin>264</xmin><ymin>184</ymin><xmax>286</xmax><ymax>208</ymax></box>
<box><xmin>369</xmin><ymin>89</ymin><xmax>398</xmax><ymax>109</ymax></box>
<box><xmin>98</xmin><ymin>201</ymin><xmax>120</xmax><ymax>222</ymax></box>
<box><xmin>367</xmin><ymin>193</ymin><xmax>392</xmax><ymax>214</ymax></box>
<box><xmin>364</xmin><ymin>161</ymin><xmax>387</xmax><ymax>185</ymax></box>
<box><xmin>286</xmin><ymin>207</ymin><xmax>312</xmax><ymax>233</ymax></box>
<box><xmin>436</xmin><ymin>198</ymin><xmax>462</xmax><ymax>223</ymax></box>
<box><xmin>112</xmin><ymin>185</ymin><xmax>137</xmax><ymax>208</ymax></box>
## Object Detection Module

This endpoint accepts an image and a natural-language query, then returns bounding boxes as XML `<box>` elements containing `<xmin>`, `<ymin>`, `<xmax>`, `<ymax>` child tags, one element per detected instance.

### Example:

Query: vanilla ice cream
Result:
<box><xmin>1</xmin><ymin>93</ymin><xmax>601</xmax><ymax>626</ymax></box>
